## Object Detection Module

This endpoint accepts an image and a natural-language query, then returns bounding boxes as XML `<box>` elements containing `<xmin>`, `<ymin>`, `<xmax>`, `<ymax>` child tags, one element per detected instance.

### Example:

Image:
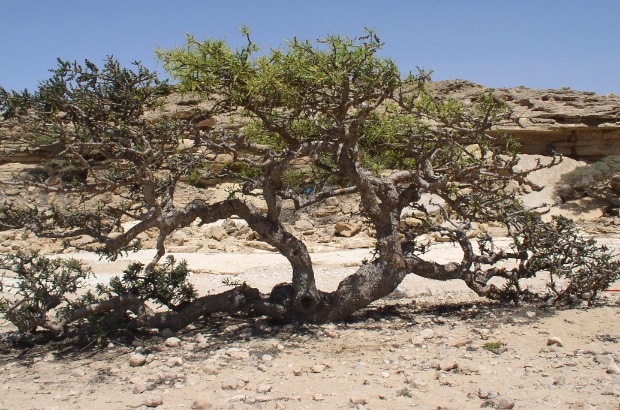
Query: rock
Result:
<box><xmin>595</xmin><ymin>354</ymin><xmax>615</xmax><ymax>366</ymax></box>
<box><xmin>133</xmin><ymin>382</ymin><xmax>147</xmax><ymax>394</ymax></box>
<box><xmin>207</xmin><ymin>226</ymin><xmax>227</xmax><ymax>241</ymax></box>
<box><xmin>202</xmin><ymin>364</ymin><xmax>219</xmax><ymax>376</ymax></box>
<box><xmin>129</xmin><ymin>353</ymin><xmax>147</xmax><ymax>367</ymax></box>
<box><xmin>144</xmin><ymin>395</ymin><xmax>163</xmax><ymax>407</ymax></box>
<box><xmin>313</xmin><ymin>394</ymin><xmax>325</xmax><ymax>401</ymax></box>
<box><xmin>256</xmin><ymin>384</ymin><xmax>272</xmax><ymax>393</ymax></box>
<box><xmin>440</xmin><ymin>359</ymin><xmax>459</xmax><ymax>371</ymax></box>
<box><xmin>191</xmin><ymin>398</ymin><xmax>213</xmax><ymax>409</ymax></box>
<box><xmin>214</xmin><ymin>153</ymin><xmax>234</xmax><ymax>165</ymax></box>
<box><xmin>261</xmin><ymin>354</ymin><xmax>273</xmax><ymax>362</ymax></box>
<box><xmin>420</xmin><ymin>328</ymin><xmax>435</xmax><ymax>340</ymax></box>
<box><xmin>553</xmin><ymin>375</ymin><xmax>567</xmax><ymax>386</ymax></box>
<box><xmin>335</xmin><ymin>221</ymin><xmax>362</xmax><ymax>237</ymax></box>
<box><xmin>294</xmin><ymin>219</ymin><xmax>314</xmax><ymax>231</ymax></box>
<box><xmin>311</xmin><ymin>364</ymin><xmax>326</xmax><ymax>373</ymax></box>
<box><xmin>164</xmin><ymin>337</ymin><xmax>181</xmax><ymax>347</ymax></box>
<box><xmin>195</xmin><ymin>117</ymin><xmax>217</xmax><ymax>128</ymax></box>
<box><xmin>497</xmin><ymin>398</ymin><xmax>515</xmax><ymax>409</ymax></box>
<box><xmin>71</xmin><ymin>368</ymin><xmax>87</xmax><ymax>377</ymax></box>
<box><xmin>222</xmin><ymin>379</ymin><xmax>245</xmax><ymax>390</ymax></box>
<box><xmin>324</xmin><ymin>329</ymin><xmax>339</xmax><ymax>339</ymax></box>
<box><xmin>350</xmin><ymin>395</ymin><xmax>368</xmax><ymax>405</ymax></box>
<box><xmin>166</xmin><ymin>357</ymin><xmax>183</xmax><ymax>367</ymax></box>
<box><xmin>607</xmin><ymin>363</ymin><xmax>620</xmax><ymax>375</ymax></box>
<box><xmin>408</xmin><ymin>377</ymin><xmax>428</xmax><ymax>390</ymax></box>
<box><xmin>547</xmin><ymin>337</ymin><xmax>563</xmax><ymax>347</ymax></box>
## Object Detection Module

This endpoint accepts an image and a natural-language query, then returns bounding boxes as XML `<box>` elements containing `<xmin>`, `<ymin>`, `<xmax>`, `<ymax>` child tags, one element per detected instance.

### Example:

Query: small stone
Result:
<box><xmin>440</xmin><ymin>360</ymin><xmax>459</xmax><ymax>371</ymax></box>
<box><xmin>293</xmin><ymin>369</ymin><xmax>303</xmax><ymax>376</ymax></box>
<box><xmin>256</xmin><ymin>384</ymin><xmax>272</xmax><ymax>393</ymax></box>
<box><xmin>166</xmin><ymin>357</ymin><xmax>183</xmax><ymax>367</ymax></box>
<box><xmin>311</xmin><ymin>364</ymin><xmax>326</xmax><ymax>373</ymax></box>
<box><xmin>497</xmin><ymin>398</ymin><xmax>515</xmax><ymax>409</ymax></box>
<box><xmin>408</xmin><ymin>377</ymin><xmax>428</xmax><ymax>390</ymax></box>
<box><xmin>324</xmin><ymin>329</ymin><xmax>339</xmax><ymax>339</ymax></box>
<box><xmin>547</xmin><ymin>337</ymin><xmax>563</xmax><ymax>347</ymax></box>
<box><xmin>164</xmin><ymin>337</ymin><xmax>181</xmax><ymax>347</ymax></box>
<box><xmin>595</xmin><ymin>354</ymin><xmax>615</xmax><ymax>366</ymax></box>
<box><xmin>133</xmin><ymin>382</ymin><xmax>147</xmax><ymax>394</ymax></box>
<box><xmin>382</xmin><ymin>371</ymin><xmax>390</xmax><ymax>378</ymax></box>
<box><xmin>203</xmin><ymin>364</ymin><xmax>219</xmax><ymax>375</ymax></box>
<box><xmin>350</xmin><ymin>395</ymin><xmax>368</xmax><ymax>405</ymax></box>
<box><xmin>420</xmin><ymin>329</ymin><xmax>435</xmax><ymax>340</ymax></box>
<box><xmin>191</xmin><ymin>399</ymin><xmax>213</xmax><ymax>409</ymax></box>
<box><xmin>257</xmin><ymin>364</ymin><xmax>268</xmax><ymax>372</ymax></box>
<box><xmin>144</xmin><ymin>395</ymin><xmax>163</xmax><ymax>407</ymax></box>
<box><xmin>313</xmin><ymin>394</ymin><xmax>324</xmax><ymax>401</ymax></box>
<box><xmin>71</xmin><ymin>368</ymin><xmax>87</xmax><ymax>377</ymax></box>
<box><xmin>261</xmin><ymin>354</ymin><xmax>273</xmax><ymax>362</ymax></box>
<box><xmin>553</xmin><ymin>375</ymin><xmax>566</xmax><ymax>386</ymax></box>
<box><xmin>607</xmin><ymin>363</ymin><xmax>620</xmax><ymax>375</ymax></box>
<box><xmin>129</xmin><ymin>353</ymin><xmax>147</xmax><ymax>367</ymax></box>
<box><xmin>525</xmin><ymin>311</ymin><xmax>537</xmax><ymax>318</ymax></box>
<box><xmin>222</xmin><ymin>379</ymin><xmax>245</xmax><ymax>390</ymax></box>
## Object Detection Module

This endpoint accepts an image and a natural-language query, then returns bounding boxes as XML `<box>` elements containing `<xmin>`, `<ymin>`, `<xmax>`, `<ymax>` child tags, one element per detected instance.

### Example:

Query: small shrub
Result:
<box><xmin>484</xmin><ymin>341</ymin><xmax>503</xmax><ymax>353</ymax></box>
<box><xmin>556</xmin><ymin>156</ymin><xmax>620</xmax><ymax>206</ymax></box>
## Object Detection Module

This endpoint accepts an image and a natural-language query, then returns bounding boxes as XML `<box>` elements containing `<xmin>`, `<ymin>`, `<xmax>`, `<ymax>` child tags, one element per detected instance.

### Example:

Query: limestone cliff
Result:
<box><xmin>431</xmin><ymin>80</ymin><xmax>620</xmax><ymax>159</ymax></box>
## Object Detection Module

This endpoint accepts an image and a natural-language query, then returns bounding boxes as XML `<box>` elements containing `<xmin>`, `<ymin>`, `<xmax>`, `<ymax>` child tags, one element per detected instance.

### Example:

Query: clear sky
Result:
<box><xmin>2</xmin><ymin>0</ymin><xmax>619</xmax><ymax>95</ymax></box>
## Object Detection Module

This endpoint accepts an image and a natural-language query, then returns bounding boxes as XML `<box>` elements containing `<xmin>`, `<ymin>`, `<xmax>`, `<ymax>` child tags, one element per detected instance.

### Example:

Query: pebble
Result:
<box><xmin>191</xmin><ymin>399</ymin><xmax>213</xmax><ymax>409</ymax></box>
<box><xmin>350</xmin><ymin>395</ymin><xmax>368</xmax><ymax>405</ymax></box>
<box><xmin>144</xmin><ymin>395</ymin><xmax>163</xmax><ymax>407</ymax></box>
<box><xmin>256</xmin><ymin>383</ymin><xmax>272</xmax><ymax>393</ymax></box>
<box><xmin>420</xmin><ymin>329</ymin><xmax>435</xmax><ymax>340</ymax></box>
<box><xmin>257</xmin><ymin>364</ymin><xmax>268</xmax><ymax>372</ymax></box>
<box><xmin>166</xmin><ymin>357</ymin><xmax>183</xmax><ymax>367</ymax></box>
<box><xmin>440</xmin><ymin>360</ymin><xmax>459</xmax><ymax>371</ymax></box>
<box><xmin>497</xmin><ymin>398</ymin><xmax>515</xmax><ymax>409</ymax></box>
<box><xmin>313</xmin><ymin>394</ymin><xmax>325</xmax><ymax>401</ymax></box>
<box><xmin>222</xmin><ymin>379</ymin><xmax>245</xmax><ymax>390</ymax></box>
<box><xmin>203</xmin><ymin>364</ymin><xmax>219</xmax><ymax>375</ymax></box>
<box><xmin>165</xmin><ymin>337</ymin><xmax>181</xmax><ymax>347</ymax></box>
<box><xmin>547</xmin><ymin>337</ymin><xmax>563</xmax><ymax>347</ymax></box>
<box><xmin>324</xmin><ymin>329</ymin><xmax>339</xmax><ymax>339</ymax></box>
<box><xmin>71</xmin><ymin>368</ymin><xmax>87</xmax><ymax>377</ymax></box>
<box><xmin>607</xmin><ymin>363</ymin><xmax>620</xmax><ymax>375</ymax></box>
<box><xmin>261</xmin><ymin>354</ymin><xmax>273</xmax><ymax>362</ymax></box>
<box><xmin>595</xmin><ymin>354</ymin><xmax>615</xmax><ymax>366</ymax></box>
<box><xmin>129</xmin><ymin>353</ymin><xmax>147</xmax><ymax>367</ymax></box>
<box><xmin>311</xmin><ymin>364</ymin><xmax>326</xmax><ymax>373</ymax></box>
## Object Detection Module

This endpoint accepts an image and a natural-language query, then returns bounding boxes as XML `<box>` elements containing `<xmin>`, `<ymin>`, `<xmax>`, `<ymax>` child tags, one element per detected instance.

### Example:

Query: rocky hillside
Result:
<box><xmin>432</xmin><ymin>80</ymin><xmax>620</xmax><ymax>159</ymax></box>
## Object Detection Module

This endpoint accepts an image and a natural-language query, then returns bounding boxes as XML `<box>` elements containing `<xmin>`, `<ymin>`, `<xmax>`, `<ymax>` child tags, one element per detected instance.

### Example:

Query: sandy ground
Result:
<box><xmin>1</xmin><ymin>236</ymin><xmax>620</xmax><ymax>410</ymax></box>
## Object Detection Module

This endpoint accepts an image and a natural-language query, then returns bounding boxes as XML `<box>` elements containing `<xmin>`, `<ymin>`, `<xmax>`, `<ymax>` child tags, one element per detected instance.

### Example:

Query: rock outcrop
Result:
<box><xmin>431</xmin><ymin>80</ymin><xmax>620</xmax><ymax>159</ymax></box>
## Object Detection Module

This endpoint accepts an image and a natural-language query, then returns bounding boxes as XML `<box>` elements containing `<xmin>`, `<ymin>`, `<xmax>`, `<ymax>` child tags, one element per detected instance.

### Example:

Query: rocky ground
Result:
<box><xmin>0</xmin><ymin>289</ymin><xmax>619</xmax><ymax>410</ymax></box>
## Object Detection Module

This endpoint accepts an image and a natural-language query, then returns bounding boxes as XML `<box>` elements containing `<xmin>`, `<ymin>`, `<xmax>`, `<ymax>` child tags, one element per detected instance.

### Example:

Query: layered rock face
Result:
<box><xmin>432</xmin><ymin>80</ymin><xmax>620</xmax><ymax>159</ymax></box>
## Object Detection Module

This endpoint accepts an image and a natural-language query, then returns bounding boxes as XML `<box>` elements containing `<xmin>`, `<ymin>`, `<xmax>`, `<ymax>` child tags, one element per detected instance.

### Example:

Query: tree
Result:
<box><xmin>1</xmin><ymin>31</ymin><xmax>618</xmax><ymax>336</ymax></box>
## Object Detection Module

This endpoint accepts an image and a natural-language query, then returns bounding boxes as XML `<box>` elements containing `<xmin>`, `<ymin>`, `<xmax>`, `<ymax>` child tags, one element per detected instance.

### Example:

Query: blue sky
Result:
<box><xmin>2</xmin><ymin>0</ymin><xmax>619</xmax><ymax>94</ymax></box>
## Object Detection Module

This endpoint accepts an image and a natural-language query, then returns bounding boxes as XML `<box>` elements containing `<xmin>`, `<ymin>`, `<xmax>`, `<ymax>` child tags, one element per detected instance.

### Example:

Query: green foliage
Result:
<box><xmin>483</xmin><ymin>341</ymin><xmax>503</xmax><ymax>353</ymax></box>
<box><xmin>0</xmin><ymin>253</ymin><xmax>92</xmax><ymax>332</ymax></box>
<box><xmin>556</xmin><ymin>156</ymin><xmax>620</xmax><ymax>205</ymax></box>
<box><xmin>507</xmin><ymin>214</ymin><xmax>620</xmax><ymax>303</ymax></box>
<box><xmin>102</xmin><ymin>256</ymin><xmax>197</xmax><ymax>310</ymax></box>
